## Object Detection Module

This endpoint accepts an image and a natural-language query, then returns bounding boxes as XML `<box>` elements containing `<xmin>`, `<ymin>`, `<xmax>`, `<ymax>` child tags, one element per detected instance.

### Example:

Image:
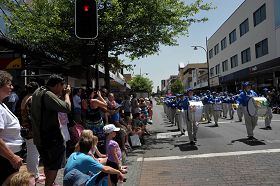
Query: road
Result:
<box><xmin>125</xmin><ymin>103</ymin><xmax>280</xmax><ymax>186</ymax></box>
<box><xmin>48</xmin><ymin>102</ymin><xmax>280</xmax><ymax>185</ymax></box>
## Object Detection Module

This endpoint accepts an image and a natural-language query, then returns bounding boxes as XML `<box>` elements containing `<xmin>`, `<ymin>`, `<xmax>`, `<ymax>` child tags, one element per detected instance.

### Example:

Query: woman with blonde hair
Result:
<box><xmin>8</xmin><ymin>171</ymin><xmax>36</xmax><ymax>186</ymax></box>
<box><xmin>75</xmin><ymin>130</ymin><xmax>107</xmax><ymax>164</ymax></box>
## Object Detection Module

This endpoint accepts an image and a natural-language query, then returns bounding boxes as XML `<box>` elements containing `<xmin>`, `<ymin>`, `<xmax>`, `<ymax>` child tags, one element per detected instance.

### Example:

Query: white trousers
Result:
<box><xmin>265</xmin><ymin>107</ymin><xmax>273</xmax><ymax>127</ymax></box>
<box><xmin>243</xmin><ymin>107</ymin><xmax>258</xmax><ymax>137</ymax></box>
<box><xmin>26</xmin><ymin>138</ymin><xmax>40</xmax><ymax>178</ymax></box>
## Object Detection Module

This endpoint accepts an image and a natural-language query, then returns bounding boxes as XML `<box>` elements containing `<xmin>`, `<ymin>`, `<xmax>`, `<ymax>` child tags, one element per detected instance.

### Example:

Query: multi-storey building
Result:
<box><xmin>208</xmin><ymin>0</ymin><xmax>280</xmax><ymax>92</ymax></box>
<box><xmin>179</xmin><ymin>63</ymin><xmax>208</xmax><ymax>90</ymax></box>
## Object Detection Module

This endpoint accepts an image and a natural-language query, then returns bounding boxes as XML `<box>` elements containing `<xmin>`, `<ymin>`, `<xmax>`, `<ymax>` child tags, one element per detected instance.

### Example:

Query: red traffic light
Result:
<box><xmin>83</xmin><ymin>5</ymin><xmax>89</xmax><ymax>12</ymax></box>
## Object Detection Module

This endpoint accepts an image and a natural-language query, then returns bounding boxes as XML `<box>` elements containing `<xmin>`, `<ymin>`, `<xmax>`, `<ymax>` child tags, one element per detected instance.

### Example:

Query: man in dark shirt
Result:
<box><xmin>31</xmin><ymin>74</ymin><xmax>71</xmax><ymax>186</ymax></box>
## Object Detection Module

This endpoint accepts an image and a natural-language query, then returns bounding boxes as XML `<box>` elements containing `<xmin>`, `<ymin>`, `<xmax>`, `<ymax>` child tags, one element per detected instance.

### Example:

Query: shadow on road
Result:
<box><xmin>231</xmin><ymin>138</ymin><xmax>266</xmax><ymax>146</ymax></box>
<box><xmin>174</xmin><ymin>143</ymin><xmax>198</xmax><ymax>151</ymax></box>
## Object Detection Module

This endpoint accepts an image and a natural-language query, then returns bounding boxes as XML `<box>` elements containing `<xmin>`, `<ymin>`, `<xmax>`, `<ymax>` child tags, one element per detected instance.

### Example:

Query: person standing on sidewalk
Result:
<box><xmin>72</xmin><ymin>88</ymin><xmax>82</xmax><ymax>123</ymax></box>
<box><xmin>31</xmin><ymin>74</ymin><xmax>71</xmax><ymax>186</ymax></box>
<box><xmin>238</xmin><ymin>82</ymin><xmax>258</xmax><ymax>140</ymax></box>
<box><xmin>20</xmin><ymin>81</ymin><xmax>46</xmax><ymax>183</ymax></box>
<box><xmin>0</xmin><ymin>70</ymin><xmax>23</xmax><ymax>185</ymax></box>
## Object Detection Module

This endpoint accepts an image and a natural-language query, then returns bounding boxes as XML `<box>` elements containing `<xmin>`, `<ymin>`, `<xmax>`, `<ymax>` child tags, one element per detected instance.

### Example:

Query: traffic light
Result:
<box><xmin>75</xmin><ymin>0</ymin><xmax>98</xmax><ymax>39</ymax></box>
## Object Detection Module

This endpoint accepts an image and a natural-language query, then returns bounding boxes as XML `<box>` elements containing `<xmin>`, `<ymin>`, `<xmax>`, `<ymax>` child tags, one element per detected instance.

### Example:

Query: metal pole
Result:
<box><xmin>206</xmin><ymin>36</ymin><xmax>210</xmax><ymax>90</ymax></box>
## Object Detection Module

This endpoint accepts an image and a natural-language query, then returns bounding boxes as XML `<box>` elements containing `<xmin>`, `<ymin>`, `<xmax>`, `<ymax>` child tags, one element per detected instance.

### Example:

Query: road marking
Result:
<box><xmin>156</xmin><ymin>131</ymin><xmax>187</xmax><ymax>139</ymax></box>
<box><xmin>136</xmin><ymin>148</ymin><xmax>280</xmax><ymax>162</ymax></box>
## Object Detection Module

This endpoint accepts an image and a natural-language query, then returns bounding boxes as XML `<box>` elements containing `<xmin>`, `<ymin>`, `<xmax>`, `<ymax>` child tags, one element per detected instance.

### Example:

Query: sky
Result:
<box><xmin>121</xmin><ymin>0</ymin><xmax>245</xmax><ymax>92</ymax></box>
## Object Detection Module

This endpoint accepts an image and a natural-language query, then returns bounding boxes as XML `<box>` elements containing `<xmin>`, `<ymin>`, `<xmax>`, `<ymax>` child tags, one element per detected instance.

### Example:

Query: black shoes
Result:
<box><xmin>247</xmin><ymin>136</ymin><xmax>257</xmax><ymax>140</ymax></box>
<box><xmin>213</xmin><ymin>124</ymin><xmax>219</xmax><ymax>127</ymax></box>
<box><xmin>189</xmin><ymin>141</ymin><xmax>196</xmax><ymax>145</ymax></box>
<box><xmin>265</xmin><ymin>126</ymin><xmax>272</xmax><ymax>130</ymax></box>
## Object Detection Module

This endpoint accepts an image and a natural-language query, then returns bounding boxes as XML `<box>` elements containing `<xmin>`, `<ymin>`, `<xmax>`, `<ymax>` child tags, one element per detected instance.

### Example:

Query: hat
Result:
<box><xmin>63</xmin><ymin>169</ymin><xmax>89</xmax><ymax>186</ymax></box>
<box><xmin>103</xmin><ymin>124</ymin><xmax>120</xmax><ymax>134</ymax></box>
<box><xmin>186</xmin><ymin>88</ymin><xmax>193</xmax><ymax>93</ymax></box>
<box><xmin>242</xmin><ymin>81</ymin><xmax>251</xmax><ymax>86</ymax></box>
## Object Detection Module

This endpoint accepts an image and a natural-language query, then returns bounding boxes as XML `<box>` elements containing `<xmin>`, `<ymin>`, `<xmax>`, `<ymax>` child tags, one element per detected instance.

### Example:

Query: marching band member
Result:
<box><xmin>203</xmin><ymin>90</ymin><xmax>213</xmax><ymax>123</ymax></box>
<box><xmin>221</xmin><ymin>92</ymin><xmax>228</xmax><ymax>119</ymax></box>
<box><xmin>184</xmin><ymin>88</ymin><xmax>199</xmax><ymax>145</ymax></box>
<box><xmin>212</xmin><ymin>92</ymin><xmax>222</xmax><ymax>127</ymax></box>
<box><xmin>263</xmin><ymin>89</ymin><xmax>272</xmax><ymax>130</ymax></box>
<box><xmin>236</xmin><ymin>90</ymin><xmax>244</xmax><ymax>122</ymax></box>
<box><xmin>238</xmin><ymin>82</ymin><xmax>258</xmax><ymax>140</ymax></box>
<box><xmin>227</xmin><ymin>93</ymin><xmax>234</xmax><ymax>120</ymax></box>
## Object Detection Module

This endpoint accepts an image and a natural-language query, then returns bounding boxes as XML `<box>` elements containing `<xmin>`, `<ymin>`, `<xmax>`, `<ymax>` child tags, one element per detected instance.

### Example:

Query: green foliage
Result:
<box><xmin>171</xmin><ymin>79</ymin><xmax>184</xmax><ymax>94</ymax></box>
<box><xmin>0</xmin><ymin>0</ymin><xmax>213</xmax><ymax>64</ymax></box>
<box><xmin>128</xmin><ymin>75</ymin><xmax>153</xmax><ymax>93</ymax></box>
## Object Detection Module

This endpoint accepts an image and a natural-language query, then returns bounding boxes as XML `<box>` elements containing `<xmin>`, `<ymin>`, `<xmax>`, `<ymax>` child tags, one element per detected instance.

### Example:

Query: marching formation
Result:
<box><xmin>163</xmin><ymin>82</ymin><xmax>273</xmax><ymax>145</ymax></box>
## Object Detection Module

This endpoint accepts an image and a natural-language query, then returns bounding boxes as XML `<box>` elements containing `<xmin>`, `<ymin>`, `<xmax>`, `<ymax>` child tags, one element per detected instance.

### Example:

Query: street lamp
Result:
<box><xmin>191</xmin><ymin>39</ymin><xmax>210</xmax><ymax>90</ymax></box>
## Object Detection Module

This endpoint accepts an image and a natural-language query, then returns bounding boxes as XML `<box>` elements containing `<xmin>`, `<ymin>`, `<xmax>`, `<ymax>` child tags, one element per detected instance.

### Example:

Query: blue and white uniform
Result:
<box><xmin>239</xmin><ymin>89</ymin><xmax>258</xmax><ymax>138</ymax></box>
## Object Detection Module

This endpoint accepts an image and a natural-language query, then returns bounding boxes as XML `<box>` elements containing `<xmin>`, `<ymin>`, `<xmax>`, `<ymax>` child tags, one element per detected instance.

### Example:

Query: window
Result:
<box><xmin>214</xmin><ymin>44</ymin><xmax>219</xmax><ymax>55</ymax></box>
<box><xmin>229</xmin><ymin>29</ymin><xmax>236</xmax><ymax>44</ymax></box>
<box><xmin>215</xmin><ymin>64</ymin><xmax>220</xmax><ymax>75</ymax></box>
<box><xmin>221</xmin><ymin>37</ymin><xmax>227</xmax><ymax>50</ymax></box>
<box><xmin>230</xmin><ymin>55</ymin><xmax>238</xmax><ymax>68</ymax></box>
<box><xmin>255</xmin><ymin>38</ymin><xmax>268</xmax><ymax>58</ymax></box>
<box><xmin>254</xmin><ymin>4</ymin><xmax>266</xmax><ymax>26</ymax></box>
<box><xmin>240</xmin><ymin>18</ymin><xmax>249</xmax><ymax>37</ymax></box>
<box><xmin>210</xmin><ymin>67</ymin><xmax>214</xmax><ymax>77</ymax></box>
<box><xmin>241</xmin><ymin>48</ymin><xmax>251</xmax><ymax>64</ymax></box>
<box><xmin>222</xmin><ymin>60</ymin><xmax>228</xmax><ymax>72</ymax></box>
<box><xmin>209</xmin><ymin>49</ymin><xmax>213</xmax><ymax>59</ymax></box>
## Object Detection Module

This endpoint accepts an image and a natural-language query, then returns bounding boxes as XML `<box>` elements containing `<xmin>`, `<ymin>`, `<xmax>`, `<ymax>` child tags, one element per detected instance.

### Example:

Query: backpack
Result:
<box><xmin>69</xmin><ymin>122</ymin><xmax>84</xmax><ymax>144</ymax></box>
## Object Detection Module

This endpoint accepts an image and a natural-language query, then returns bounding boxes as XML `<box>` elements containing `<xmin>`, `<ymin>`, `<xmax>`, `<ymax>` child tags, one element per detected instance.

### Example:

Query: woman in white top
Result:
<box><xmin>0</xmin><ymin>70</ymin><xmax>23</xmax><ymax>185</ymax></box>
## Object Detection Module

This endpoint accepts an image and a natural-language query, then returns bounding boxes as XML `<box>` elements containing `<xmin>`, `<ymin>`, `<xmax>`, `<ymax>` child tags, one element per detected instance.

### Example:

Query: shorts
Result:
<box><xmin>37</xmin><ymin>143</ymin><xmax>66</xmax><ymax>170</ymax></box>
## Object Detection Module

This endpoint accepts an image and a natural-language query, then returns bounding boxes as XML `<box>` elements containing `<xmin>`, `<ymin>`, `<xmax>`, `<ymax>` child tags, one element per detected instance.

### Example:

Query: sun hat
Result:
<box><xmin>103</xmin><ymin>124</ymin><xmax>120</xmax><ymax>134</ymax></box>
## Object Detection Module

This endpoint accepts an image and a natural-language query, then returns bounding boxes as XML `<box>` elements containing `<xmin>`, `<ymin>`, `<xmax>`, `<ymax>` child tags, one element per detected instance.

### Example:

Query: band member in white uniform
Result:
<box><xmin>238</xmin><ymin>82</ymin><xmax>258</xmax><ymax>140</ymax></box>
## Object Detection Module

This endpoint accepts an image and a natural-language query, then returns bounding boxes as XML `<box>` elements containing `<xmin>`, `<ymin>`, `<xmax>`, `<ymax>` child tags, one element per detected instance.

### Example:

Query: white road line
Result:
<box><xmin>136</xmin><ymin>148</ymin><xmax>280</xmax><ymax>162</ymax></box>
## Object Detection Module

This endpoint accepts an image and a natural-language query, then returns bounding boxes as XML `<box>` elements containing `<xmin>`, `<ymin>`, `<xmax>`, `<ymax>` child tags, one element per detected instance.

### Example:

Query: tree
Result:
<box><xmin>128</xmin><ymin>75</ymin><xmax>153</xmax><ymax>93</ymax></box>
<box><xmin>171</xmin><ymin>79</ymin><xmax>184</xmax><ymax>94</ymax></box>
<box><xmin>0</xmin><ymin>0</ymin><xmax>213</xmax><ymax>63</ymax></box>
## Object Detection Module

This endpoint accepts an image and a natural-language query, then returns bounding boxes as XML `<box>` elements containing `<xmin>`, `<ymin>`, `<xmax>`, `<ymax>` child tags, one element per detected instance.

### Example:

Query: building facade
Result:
<box><xmin>179</xmin><ymin>63</ymin><xmax>208</xmax><ymax>90</ymax></box>
<box><xmin>208</xmin><ymin>0</ymin><xmax>280</xmax><ymax>93</ymax></box>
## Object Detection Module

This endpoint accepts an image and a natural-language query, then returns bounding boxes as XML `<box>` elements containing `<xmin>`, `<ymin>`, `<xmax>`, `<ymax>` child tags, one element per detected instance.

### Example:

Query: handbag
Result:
<box><xmin>129</xmin><ymin>134</ymin><xmax>141</xmax><ymax>147</ymax></box>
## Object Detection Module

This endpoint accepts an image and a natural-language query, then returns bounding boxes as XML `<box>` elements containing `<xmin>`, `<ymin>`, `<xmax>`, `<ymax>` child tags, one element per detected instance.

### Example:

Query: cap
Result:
<box><xmin>186</xmin><ymin>88</ymin><xmax>193</xmax><ymax>93</ymax></box>
<box><xmin>103</xmin><ymin>124</ymin><xmax>120</xmax><ymax>134</ymax></box>
<box><xmin>242</xmin><ymin>81</ymin><xmax>251</xmax><ymax>86</ymax></box>
<box><xmin>63</xmin><ymin>169</ymin><xmax>89</xmax><ymax>186</ymax></box>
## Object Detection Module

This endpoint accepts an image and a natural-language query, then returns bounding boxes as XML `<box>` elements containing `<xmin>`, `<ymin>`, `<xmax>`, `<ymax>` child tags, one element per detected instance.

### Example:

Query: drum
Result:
<box><xmin>232</xmin><ymin>104</ymin><xmax>239</xmax><ymax>110</ymax></box>
<box><xmin>188</xmin><ymin>101</ymin><xmax>203</xmax><ymax>122</ymax></box>
<box><xmin>247</xmin><ymin>97</ymin><xmax>268</xmax><ymax>117</ymax></box>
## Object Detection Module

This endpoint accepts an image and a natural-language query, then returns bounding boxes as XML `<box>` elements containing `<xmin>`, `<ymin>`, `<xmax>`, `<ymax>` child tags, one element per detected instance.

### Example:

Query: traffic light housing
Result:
<box><xmin>75</xmin><ymin>0</ymin><xmax>98</xmax><ymax>39</ymax></box>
